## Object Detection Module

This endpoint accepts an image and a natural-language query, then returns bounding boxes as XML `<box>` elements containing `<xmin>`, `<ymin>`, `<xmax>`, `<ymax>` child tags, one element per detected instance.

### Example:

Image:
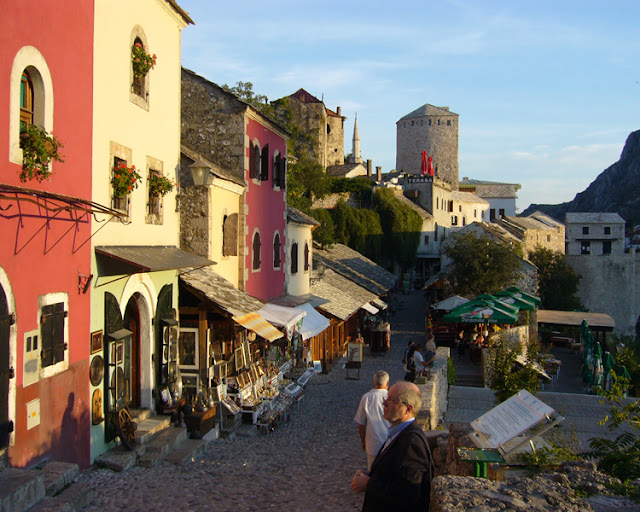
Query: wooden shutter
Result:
<box><xmin>273</xmin><ymin>234</ymin><xmax>281</xmax><ymax>268</ymax></box>
<box><xmin>253</xmin><ymin>233</ymin><xmax>261</xmax><ymax>270</ymax></box>
<box><xmin>304</xmin><ymin>243</ymin><xmax>310</xmax><ymax>271</ymax></box>
<box><xmin>223</xmin><ymin>213</ymin><xmax>238</xmax><ymax>257</ymax></box>
<box><xmin>291</xmin><ymin>243</ymin><xmax>298</xmax><ymax>274</ymax></box>
<box><xmin>249</xmin><ymin>142</ymin><xmax>256</xmax><ymax>179</ymax></box>
<box><xmin>280</xmin><ymin>157</ymin><xmax>287</xmax><ymax>189</ymax></box>
<box><xmin>273</xmin><ymin>154</ymin><xmax>280</xmax><ymax>188</ymax></box>
<box><xmin>260</xmin><ymin>144</ymin><xmax>269</xmax><ymax>181</ymax></box>
<box><xmin>41</xmin><ymin>303</ymin><xmax>66</xmax><ymax>367</ymax></box>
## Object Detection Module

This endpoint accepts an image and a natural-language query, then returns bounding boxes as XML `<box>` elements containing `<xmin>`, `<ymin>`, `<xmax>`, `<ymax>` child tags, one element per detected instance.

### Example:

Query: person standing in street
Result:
<box><xmin>351</xmin><ymin>381</ymin><xmax>433</xmax><ymax>512</ymax></box>
<box><xmin>354</xmin><ymin>371</ymin><xmax>391</xmax><ymax>471</ymax></box>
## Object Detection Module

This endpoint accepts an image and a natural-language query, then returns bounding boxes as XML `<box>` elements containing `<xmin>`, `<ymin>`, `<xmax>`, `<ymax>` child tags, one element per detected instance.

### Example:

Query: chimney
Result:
<box><xmin>367</xmin><ymin>159</ymin><xmax>372</xmax><ymax>177</ymax></box>
<box><xmin>376</xmin><ymin>166</ymin><xmax>382</xmax><ymax>181</ymax></box>
<box><xmin>337</xmin><ymin>106</ymin><xmax>341</xmax><ymax>116</ymax></box>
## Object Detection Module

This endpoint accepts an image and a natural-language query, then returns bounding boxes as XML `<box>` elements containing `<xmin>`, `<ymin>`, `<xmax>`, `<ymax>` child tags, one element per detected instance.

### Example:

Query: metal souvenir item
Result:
<box><xmin>90</xmin><ymin>355</ymin><xmax>105</xmax><ymax>386</ymax></box>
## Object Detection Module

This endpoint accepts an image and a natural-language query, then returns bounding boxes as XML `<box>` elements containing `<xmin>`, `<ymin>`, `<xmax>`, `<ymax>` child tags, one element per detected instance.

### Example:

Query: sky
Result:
<box><xmin>177</xmin><ymin>0</ymin><xmax>639</xmax><ymax>212</ymax></box>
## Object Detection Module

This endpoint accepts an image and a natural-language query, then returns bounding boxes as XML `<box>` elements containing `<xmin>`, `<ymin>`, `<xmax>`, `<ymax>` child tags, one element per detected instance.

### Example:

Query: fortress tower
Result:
<box><xmin>395</xmin><ymin>104</ymin><xmax>459</xmax><ymax>188</ymax></box>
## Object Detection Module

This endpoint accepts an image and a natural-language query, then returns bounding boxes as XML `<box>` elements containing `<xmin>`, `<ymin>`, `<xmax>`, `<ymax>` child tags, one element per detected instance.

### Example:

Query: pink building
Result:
<box><xmin>0</xmin><ymin>1</ymin><xmax>99</xmax><ymax>468</ymax></box>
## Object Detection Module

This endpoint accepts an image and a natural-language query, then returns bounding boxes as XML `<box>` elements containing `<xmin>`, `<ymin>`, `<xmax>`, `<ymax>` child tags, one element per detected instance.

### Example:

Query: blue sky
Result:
<box><xmin>178</xmin><ymin>0</ymin><xmax>639</xmax><ymax>211</ymax></box>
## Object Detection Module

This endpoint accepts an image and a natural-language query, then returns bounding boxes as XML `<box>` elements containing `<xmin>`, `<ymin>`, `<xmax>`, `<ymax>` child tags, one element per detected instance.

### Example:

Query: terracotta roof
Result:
<box><xmin>313</xmin><ymin>243</ymin><xmax>397</xmax><ymax>295</ymax></box>
<box><xmin>326</xmin><ymin>107</ymin><xmax>344</xmax><ymax>119</ymax></box>
<box><xmin>565</xmin><ymin>212</ymin><xmax>626</xmax><ymax>224</ymax></box>
<box><xmin>310</xmin><ymin>269</ymin><xmax>377</xmax><ymax>320</ymax></box>
<box><xmin>287</xmin><ymin>206</ymin><xmax>320</xmax><ymax>227</ymax></box>
<box><xmin>290</xmin><ymin>88</ymin><xmax>322</xmax><ymax>104</ymax></box>
<box><xmin>398</xmin><ymin>104</ymin><xmax>458</xmax><ymax>121</ymax></box>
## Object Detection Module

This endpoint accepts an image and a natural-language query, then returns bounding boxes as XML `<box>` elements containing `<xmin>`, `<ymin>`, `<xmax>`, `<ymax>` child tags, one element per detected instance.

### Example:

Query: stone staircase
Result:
<box><xmin>93</xmin><ymin>409</ymin><xmax>210</xmax><ymax>472</ymax></box>
<box><xmin>0</xmin><ymin>462</ymin><xmax>93</xmax><ymax>512</ymax></box>
<box><xmin>454</xmin><ymin>372</ymin><xmax>484</xmax><ymax>388</ymax></box>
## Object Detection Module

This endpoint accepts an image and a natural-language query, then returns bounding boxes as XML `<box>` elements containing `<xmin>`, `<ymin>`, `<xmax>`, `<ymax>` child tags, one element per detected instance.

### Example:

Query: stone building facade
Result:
<box><xmin>565</xmin><ymin>212</ymin><xmax>626</xmax><ymax>256</ymax></box>
<box><xmin>396</xmin><ymin>104</ymin><xmax>459</xmax><ymax>187</ymax></box>
<box><xmin>276</xmin><ymin>88</ymin><xmax>345</xmax><ymax>168</ymax></box>
<box><xmin>497</xmin><ymin>211</ymin><xmax>565</xmax><ymax>259</ymax></box>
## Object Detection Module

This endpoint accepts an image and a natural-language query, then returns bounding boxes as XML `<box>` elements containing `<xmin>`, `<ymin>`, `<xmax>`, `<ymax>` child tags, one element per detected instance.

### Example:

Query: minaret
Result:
<box><xmin>350</xmin><ymin>114</ymin><xmax>362</xmax><ymax>164</ymax></box>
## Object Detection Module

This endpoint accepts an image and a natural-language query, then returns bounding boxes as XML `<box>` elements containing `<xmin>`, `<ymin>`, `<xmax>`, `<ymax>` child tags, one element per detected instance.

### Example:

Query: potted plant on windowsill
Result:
<box><xmin>148</xmin><ymin>173</ymin><xmax>174</xmax><ymax>197</ymax></box>
<box><xmin>111</xmin><ymin>162</ymin><xmax>142</xmax><ymax>198</ymax></box>
<box><xmin>19</xmin><ymin>124</ymin><xmax>64</xmax><ymax>182</ymax></box>
<box><xmin>131</xmin><ymin>42</ymin><xmax>157</xmax><ymax>80</ymax></box>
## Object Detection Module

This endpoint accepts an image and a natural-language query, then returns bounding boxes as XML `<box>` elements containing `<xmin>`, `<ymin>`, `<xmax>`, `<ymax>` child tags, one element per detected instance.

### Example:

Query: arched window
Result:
<box><xmin>131</xmin><ymin>37</ymin><xmax>146</xmax><ymax>98</ymax></box>
<box><xmin>290</xmin><ymin>243</ymin><xmax>298</xmax><ymax>274</ymax></box>
<box><xmin>304</xmin><ymin>243</ymin><xmax>309</xmax><ymax>271</ymax></box>
<box><xmin>273</xmin><ymin>233</ymin><xmax>281</xmax><ymax>269</ymax></box>
<box><xmin>252</xmin><ymin>232</ymin><xmax>261</xmax><ymax>270</ymax></box>
<box><xmin>20</xmin><ymin>71</ymin><xmax>34</xmax><ymax>126</ymax></box>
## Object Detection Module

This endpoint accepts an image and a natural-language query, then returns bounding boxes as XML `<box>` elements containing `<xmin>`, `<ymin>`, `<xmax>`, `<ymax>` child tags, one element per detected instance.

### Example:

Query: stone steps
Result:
<box><xmin>454</xmin><ymin>373</ymin><xmax>484</xmax><ymax>387</ymax></box>
<box><xmin>0</xmin><ymin>462</ymin><xmax>90</xmax><ymax>512</ymax></box>
<box><xmin>134</xmin><ymin>415</ymin><xmax>172</xmax><ymax>445</ymax></box>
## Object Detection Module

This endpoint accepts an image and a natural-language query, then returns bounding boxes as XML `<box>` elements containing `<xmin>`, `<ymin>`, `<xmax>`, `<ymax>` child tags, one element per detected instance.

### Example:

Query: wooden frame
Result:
<box><xmin>91</xmin><ymin>330</ymin><xmax>103</xmax><ymax>355</ymax></box>
<box><xmin>234</xmin><ymin>346</ymin><xmax>244</xmax><ymax>371</ymax></box>
<box><xmin>178</xmin><ymin>327</ymin><xmax>199</xmax><ymax>370</ymax></box>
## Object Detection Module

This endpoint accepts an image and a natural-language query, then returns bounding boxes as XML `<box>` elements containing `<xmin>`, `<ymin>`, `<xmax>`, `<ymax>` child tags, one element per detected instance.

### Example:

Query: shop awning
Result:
<box><xmin>297</xmin><ymin>302</ymin><xmax>330</xmax><ymax>341</ymax></box>
<box><xmin>537</xmin><ymin>310</ymin><xmax>615</xmax><ymax>330</ymax></box>
<box><xmin>258</xmin><ymin>304</ymin><xmax>306</xmax><ymax>332</ymax></box>
<box><xmin>362</xmin><ymin>303</ymin><xmax>379</xmax><ymax>315</ymax></box>
<box><xmin>96</xmin><ymin>246</ymin><xmax>215</xmax><ymax>275</ymax></box>
<box><xmin>372</xmin><ymin>298</ymin><xmax>388</xmax><ymax>310</ymax></box>
<box><xmin>232</xmin><ymin>312</ymin><xmax>284</xmax><ymax>342</ymax></box>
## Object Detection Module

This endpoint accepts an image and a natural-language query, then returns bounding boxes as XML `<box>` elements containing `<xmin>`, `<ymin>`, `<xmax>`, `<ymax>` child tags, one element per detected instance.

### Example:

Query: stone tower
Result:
<box><xmin>350</xmin><ymin>114</ymin><xmax>362</xmax><ymax>164</ymax></box>
<box><xmin>395</xmin><ymin>104</ymin><xmax>459</xmax><ymax>188</ymax></box>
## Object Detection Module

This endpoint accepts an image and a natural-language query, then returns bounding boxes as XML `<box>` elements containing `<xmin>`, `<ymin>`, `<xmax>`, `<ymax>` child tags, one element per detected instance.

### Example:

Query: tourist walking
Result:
<box><xmin>354</xmin><ymin>371</ymin><xmax>391</xmax><ymax>471</ymax></box>
<box><xmin>351</xmin><ymin>381</ymin><xmax>434</xmax><ymax>511</ymax></box>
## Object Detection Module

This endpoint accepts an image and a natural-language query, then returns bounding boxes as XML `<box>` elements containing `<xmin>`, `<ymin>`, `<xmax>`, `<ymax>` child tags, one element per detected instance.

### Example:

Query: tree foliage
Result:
<box><xmin>442</xmin><ymin>232</ymin><xmax>521</xmax><ymax>296</ymax></box>
<box><xmin>488</xmin><ymin>337</ymin><xmax>540</xmax><ymax>403</ymax></box>
<box><xmin>373</xmin><ymin>188</ymin><xmax>422</xmax><ymax>271</ymax></box>
<box><xmin>529</xmin><ymin>247</ymin><xmax>583</xmax><ymax>311</ymax></box>
<box><xmin>286</xmin><ymin>157</ymin><xmax>332</xmax><ymax>212</ymax></box>
<box><xmin>309</xmin><ymin>208</ymin><xmax>335</xmax><ymax>249</ymax></box>
<box><xmin>221</xmin><ymin>81</ymin><xmax>273</xmax><ymax>117</ymax></box>
<box><xmin>330</xmin><ymin>199</ymin><xmax>383</xmax><ymax>258</ymax></box>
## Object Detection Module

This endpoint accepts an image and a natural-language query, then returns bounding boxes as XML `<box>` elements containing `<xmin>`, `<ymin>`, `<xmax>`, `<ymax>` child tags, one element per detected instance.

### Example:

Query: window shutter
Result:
<box><xmin>223</xmin><ymin>214</ymin><xmax>238</xmax><ymax>257</ymax></box>
<box><xmin>249</xmin><ymin>142</ymin><xmax>256</xmax><ymax>179</ymax></box>
<box><xmin>280</xmin><ymin>157</ymin><xmax>287</xmax><ymax>189</ymax></box>
<box><xmin>41</xmin><ymin>303</ymin><xmax>66</xmax><ymax>367</ymax></box>
<box><xmin>253</xmin><ymin>233</ymin><xmax>261</xmax><ymax>270</ymax></box>
<box><xmin>273</xmin><ymin>155</ymin><xmax>280</xmax><ymax>188</ymax></box>
<box><xmin>273</xmin><ymin>234</ymin><xmax>281</xmax><ymax>268</ymax></box>
<box><xmin>304</xmin><ymin>243</ymin><xmax>309</xmax><ymax>271</ymax></box>
<box><xmin>291</xmin><ymin>243</ymin><xmax>298</xmax><ymax>274</ymax></box>
<box><xmin>260</xmin><ymin>144</ymin><xmax>269</xmax><ymax>181</ymax></box>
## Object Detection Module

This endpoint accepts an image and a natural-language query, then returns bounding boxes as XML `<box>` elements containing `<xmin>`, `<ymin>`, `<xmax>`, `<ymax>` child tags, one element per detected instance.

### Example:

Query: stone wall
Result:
<box><xmin>415</xmin><ymin>347</ymin><xmax>450</xmax><ymax>430</ymax></box>
<box><xmin>326</xmin><ymin>114</ymin><xmax>345</xmax><ymax>167</ymax></box>
<box><xmin>481</xmin><ymin>326</ymin><xmax>529</xmax><ymax>386</ymax></box>
<box><xmin>311</xmin><ymin>192</ymin><xmax>360</xmax><ymax>210</ymax></box>
<box><xmin>179</xmin><ymin>186</ymin><xmax>210</xmax><ymax>258</ymax></box>
<box><xmin>566</xmin><ymin>252</ymin><xmax>640</xmax><ymax>335</ymax></box>
<box><xmin>396</xmin><ymin>114</ymin><xmax>459</xmax><ymax>187</ymax></box>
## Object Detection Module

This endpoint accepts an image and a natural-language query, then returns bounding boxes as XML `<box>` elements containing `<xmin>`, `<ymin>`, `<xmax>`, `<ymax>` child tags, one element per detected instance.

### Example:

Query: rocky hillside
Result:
<box><xmin>522</xmin><ymin>130</ymin><xmax>640</xmax><ymax>227</ymax></box>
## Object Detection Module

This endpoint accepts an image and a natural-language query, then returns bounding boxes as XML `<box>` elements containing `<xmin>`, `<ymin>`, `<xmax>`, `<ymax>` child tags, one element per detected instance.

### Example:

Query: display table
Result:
<box><xmin>185</xmin><ymin>406</ymin><xmax>217</xmax><ymax>436</ymax></box>
<box><xmin>161</xmin><ymin>397</ymin><xmax>186</xmax><ymax>422</ymax></box>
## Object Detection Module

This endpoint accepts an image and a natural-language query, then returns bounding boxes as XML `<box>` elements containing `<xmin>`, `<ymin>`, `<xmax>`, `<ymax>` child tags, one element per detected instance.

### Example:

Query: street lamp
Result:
<box><xmin>189</xmin><ymin>159</ymin><xmax>210</xmax><ymax>187</ymax></box>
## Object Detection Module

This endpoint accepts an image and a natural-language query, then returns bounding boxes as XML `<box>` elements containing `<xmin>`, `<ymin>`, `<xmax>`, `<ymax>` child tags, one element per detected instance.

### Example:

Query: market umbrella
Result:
<box><xmin>448</xmin><ymin>298</ymin><xmax>518</xmax><ymax>319</ymax></box>
<box><xmin>427</xmin><ymin>155</ymin><xmax>434</xmax><ymax>176</ymax></box>
<box><xmin>582</xmin><ymin>323</ymin><xmax>594</xmax><ymax>366</ymax></box>
<box><xmin>603</xmin><ymin>351</ymin><xmax>616</xmax><ymax>391</ymax></box>
<box><xmin>504</xmin><ymin>286</ymin><xmax>542</xmax><ymax>306</ymax></box>
<box><xmin>443</xmin><ymin>303</ymin><xmax>518</xmax><ymax>324</ymax></box>
<box><xmin>616</xmin><ymin>365</ymin><xmax>632</xmax><ymax>397</ymax></box>
<box><xmin>420</xmin><ymin>150</ymin><xmax>428</xmax><ymax>176</ymax></box>
<box><xmin>475</xmin><ymin>293</ymin><xmax>520</xmax><ymax>314</ymax></box>
<box><xmin>495</xmin><ymin>290</ymin><xmax>536</xmax><ymax>311</ymax></box>
<box><xmin>592</xmin><ymin>342</ymin><xmax>604</xmax><ymax>389</ymax></box>
<box><xmin>434</xmin><ymin>295</ymin><xmax>469</xmax><ymax>311</ymax></box>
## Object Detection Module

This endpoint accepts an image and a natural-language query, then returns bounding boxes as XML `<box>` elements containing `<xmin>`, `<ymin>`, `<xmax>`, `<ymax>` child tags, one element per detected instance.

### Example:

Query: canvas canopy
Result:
<box><xmin>258</xmin><ymin>303</ymin><xmax>306</xmax><ymax>333</ymax></box>
<box><xmin>434</xmin><ymin>295</ymin><xmax>469</xmax><ymax>311</ymax></box>
<box><xmin>297</xmin><ymin>302</ymin><xmax>330</xmax><ymax>341</ymax></box>
<box><xmin>231</xmin><ymin>312</ymin><xmax>283</xmax><ymax>342</ymax></box>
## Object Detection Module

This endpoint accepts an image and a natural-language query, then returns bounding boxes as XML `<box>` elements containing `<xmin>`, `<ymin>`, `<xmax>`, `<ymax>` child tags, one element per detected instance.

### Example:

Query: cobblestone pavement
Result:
<box><xmin>78</xmin><ymin>290</ymin><xmax>427</xmax><ymax>512</ymax></box>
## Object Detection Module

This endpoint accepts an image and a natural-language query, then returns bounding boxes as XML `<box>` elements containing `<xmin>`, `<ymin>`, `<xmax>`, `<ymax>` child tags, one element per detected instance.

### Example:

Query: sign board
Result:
<box><xmin>347</xmin><ymin>342</ymin><xmax>363</xmax><ymax>362</ymax></box>
<box><xmin>470</xmin><ymin>390</ymin><xmax>556</xmax><ymax>450</ymax></box>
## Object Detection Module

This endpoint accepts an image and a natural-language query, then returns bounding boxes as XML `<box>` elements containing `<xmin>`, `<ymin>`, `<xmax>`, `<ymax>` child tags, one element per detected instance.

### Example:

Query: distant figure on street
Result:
<box><xmin>402</xmin><ymin>340</ymin><xmax>415</xmax><ymax>365</ymax></box>
<box><xmin>424</xmin><ymin>335</ymin><xmax>437</xmax><ymax>368</ymax></box>
<box><xmin>354</xmin><ymin>371</ymin><xmax>391</xmax><ymax>471</ymax></box>
<box><xmin>351</xmin><ymin>381</ymin><xmax>434</xmax><ymax>511</ymax></box>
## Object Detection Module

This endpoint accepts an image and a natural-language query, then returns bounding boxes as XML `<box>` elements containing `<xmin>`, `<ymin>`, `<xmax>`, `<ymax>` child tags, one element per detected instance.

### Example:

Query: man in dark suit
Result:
<box><xmin>351</xmin><ymin>381</ymin><xmax>433</xmax><ymax>512</ymax></box>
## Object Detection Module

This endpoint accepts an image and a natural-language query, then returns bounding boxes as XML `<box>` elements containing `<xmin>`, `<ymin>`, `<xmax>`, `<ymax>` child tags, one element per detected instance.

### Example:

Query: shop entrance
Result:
<box><xmin>0</xmin><ymin>286</ymin><xmax>11</xmax><ymax>449</ymax></box>
<box><xmin>124</xmin><ymin>296</ymin><xmax>141</xmax><ymax>408</ymax></box>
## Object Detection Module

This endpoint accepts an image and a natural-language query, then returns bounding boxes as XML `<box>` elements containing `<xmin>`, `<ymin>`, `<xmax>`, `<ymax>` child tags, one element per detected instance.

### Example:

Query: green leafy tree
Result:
<box><xmin>529</xmin><ymin>247</ymin><xmax>583</xmax><ymax>310</ymax></box>
<box><xmin>309</xmin><ymin>208</ymin><xmax>335</xmax><ymax>248</ymax></box>
<box><xmin>286</xmin><ymin>157</ymin><xmax>331</xmax><ymax>212</ymax></box>
<box><xmin>488</xmin><ymin>337</ymin><xmax>540</xmax><ymax>403</ymax></box>
<box><xmin>222</xmin><ymin>81</ymin><xmax>273</xmax><ymax>117</ymax></box>
<box><xmin>443</xmin><ymin>232</ymin><xmax>521</xmax><ymax>296</ymax></box>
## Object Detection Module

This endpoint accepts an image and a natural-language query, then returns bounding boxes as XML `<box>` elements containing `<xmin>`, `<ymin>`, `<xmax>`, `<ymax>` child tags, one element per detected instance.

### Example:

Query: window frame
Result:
<box><xmin>603</xmin><ymin>240</ymin><xmax>612</xmax><ymax>255</ymax></box>
<box><xmin>129</xmin><ymin>28</ymin><xmax>151</xmax><ymax>110</ymax></box>
<box><xmin>290</xmin><ymin>242</ymin><xmax>299</xmax><ymax>275</ymax></box>
<box><xmin>582</xmin><ymin>226</ymin><xmax>590</xmax><ymax>235</ymax></box>
<box><xmin>38</xmin><ymin>292</ymin><xmax>69</xmax><ymax>379</ymax></box>
<box><xmin>581</xmin><ymin>241</ymin><xmax>591</xmax><ymax>255</ymax></box>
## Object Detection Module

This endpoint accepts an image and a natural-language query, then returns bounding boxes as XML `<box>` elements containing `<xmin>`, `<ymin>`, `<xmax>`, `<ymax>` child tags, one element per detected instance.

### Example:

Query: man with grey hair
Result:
<box><xmin>354</xmin><ymin>371</ymin><xmax>390</xmax><ymax>471</ymax></box>
<box><xmin>351</xmin><ymin>381</ymin><xmax>433</xmax><ymax>511</ymax></box>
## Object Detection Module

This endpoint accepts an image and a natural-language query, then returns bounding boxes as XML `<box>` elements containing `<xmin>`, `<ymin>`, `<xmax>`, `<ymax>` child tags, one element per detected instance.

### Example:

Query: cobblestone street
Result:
<box><xmin>78</xmin><ymin>290</ymin><xmax>427</xmax><ymax>512</ymax></box>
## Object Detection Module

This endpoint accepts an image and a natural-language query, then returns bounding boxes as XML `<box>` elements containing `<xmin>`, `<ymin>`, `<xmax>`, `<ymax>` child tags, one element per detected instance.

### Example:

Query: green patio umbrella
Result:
<box><xmin>474</xmin><ymin>293</ymin><xmax>520</xmax><ymax>314</ymax></box>
<box><xmin>603</xmin><ymin>351</ymin><xmax>616</xmax><ymax>391</ymax></box>
<box><xmin>495</xmin><ymin>290</ymin><xmax>536</xmax><ymax>311</ymax></box>
<box><xmin>443</xmin><ymin>303</ymin><xmax>518</xmax><ymax>324</ymax></box>
<box><xmin>616</xmin><ymin>365</ymin><xmax>632</xmax><ymax>397</ymax></box>
<box><xmin>447</xmin><ymin>298</ymin><xmax>519</xmax><ymax>321</ymax></box>
<box><xmin>592</xmin><ymin>342</ymin><xmax>604</xmax><ymax>390</ymax></box>
<box><xmin>504</xmin><ymin>286</ymin><xmax>542</xmax><ymax>306</ymax></box>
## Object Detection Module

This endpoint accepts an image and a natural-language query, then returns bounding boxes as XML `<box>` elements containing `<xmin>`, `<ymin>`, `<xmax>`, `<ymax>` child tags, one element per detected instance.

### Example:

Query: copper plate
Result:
<box><xmin>90</xmin><ymin>355</ymin><xmax>104</xmax><ymax>386</ymax></box>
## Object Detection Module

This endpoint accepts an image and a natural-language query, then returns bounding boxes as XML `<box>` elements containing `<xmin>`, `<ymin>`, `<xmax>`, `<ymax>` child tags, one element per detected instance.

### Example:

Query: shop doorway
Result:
<box><xmin>0</xmin><ymin>286</ymin><xmax>11</xmax><ymax>449</ymax></box>
<box><xmin>123</xmin><ymin>296</ymin><xmax>141</xmax><ymax>408</ymax></box>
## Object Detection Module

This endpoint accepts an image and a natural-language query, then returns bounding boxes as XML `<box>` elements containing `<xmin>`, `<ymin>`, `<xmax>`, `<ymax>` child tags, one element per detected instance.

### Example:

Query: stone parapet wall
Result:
<box><xmin>415</xmin><ymin>347</ymin><xmax>449</xmax><ymax>430</ymax></box>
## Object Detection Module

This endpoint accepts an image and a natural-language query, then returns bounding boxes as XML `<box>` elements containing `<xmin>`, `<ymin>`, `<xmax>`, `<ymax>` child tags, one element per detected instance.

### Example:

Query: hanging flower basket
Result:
<box><xmin>149</xmin><ymin>173</ymin><xmax>174</xmax><ymax>197</ymax></box>
<box><xmin>131</xmin><ymin>42</ymin><xmax>157</xmax><ymax>80</ymax></box>
<box><xmin>19</xmin><ymin>124</ymin><xmax>64</xmax><ymax>182</ymax></box>
<box><xmin>111</xmin><ymin>162</ymin><xmax>142</xmax><ymax>198</ymax></box>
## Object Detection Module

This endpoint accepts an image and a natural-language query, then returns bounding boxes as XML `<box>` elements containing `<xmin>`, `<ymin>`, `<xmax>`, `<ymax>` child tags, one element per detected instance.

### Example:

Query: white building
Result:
<box><xmin>565</xmin><ymin>212</ymin><xmax>626</xmax><ymax>256</ymax></box>
<box><xmin>458</xmin><ymin>178</ymin><xmax>520</xmax><ymax>219</ymax></box>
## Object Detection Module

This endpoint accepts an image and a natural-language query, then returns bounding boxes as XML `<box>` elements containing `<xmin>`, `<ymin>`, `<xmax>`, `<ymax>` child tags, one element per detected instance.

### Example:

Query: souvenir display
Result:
<box><xmin>91</xmin><ymin>389</ymin><xmax>104</xmax><ymax>425</ymax></box>
<box><xmin>89</xmin><ymin>355</ymin><xmax>104</xmax><ymax>386</ymax></box>
<box><xmin>90</xmin><ymin>330</ymin><xmax>103</xmax><ymax>355</ymax></box>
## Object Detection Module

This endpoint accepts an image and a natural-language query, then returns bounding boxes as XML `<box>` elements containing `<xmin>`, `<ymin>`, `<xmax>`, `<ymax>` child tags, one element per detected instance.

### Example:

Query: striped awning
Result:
<box><xmin>232</xmin><ymin>312</ymin><xmax>284</xmax><ymax>342</ymax></box>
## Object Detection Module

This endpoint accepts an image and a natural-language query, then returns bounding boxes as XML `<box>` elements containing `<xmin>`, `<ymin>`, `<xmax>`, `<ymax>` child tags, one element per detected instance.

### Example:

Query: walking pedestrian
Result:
<box><xmin>354</xmin><ymin>371</ymin><xmax>391</xmax><ymax>471</ymax></box>
<box><xmin>351</xmin><ymin>381</ymin><xmax>434</xmax><ymax>511</ymax></box>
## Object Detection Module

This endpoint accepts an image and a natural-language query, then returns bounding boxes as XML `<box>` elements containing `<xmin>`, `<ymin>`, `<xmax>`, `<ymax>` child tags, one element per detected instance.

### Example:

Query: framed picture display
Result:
<box><xmin>181</xmin><ymin>374</ymin><xmax>199</xmax><ymax>399</ymax></box>
<box><xmin>250</xmin><ymin>365</ymin><xmax>259</xmax><ymax>383</ymax></box>
<box><xmin>178</xmin><ymin>328</ymin><xmax>199</xmax><ymax>370</ymax></box>
<box><xmin>234</xmin><ymin>346</ymin><xmax>244</xmax><ymax>371</ymax></box>
<box><xmin>116</xmin><ymin>342</ymin><xmax>124</xmax><ymax>365</ymax></box>
<box><xmin>91</xmin><ymin>330</ymin><xmax>103</xmax><ymax>355</ymax></box>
